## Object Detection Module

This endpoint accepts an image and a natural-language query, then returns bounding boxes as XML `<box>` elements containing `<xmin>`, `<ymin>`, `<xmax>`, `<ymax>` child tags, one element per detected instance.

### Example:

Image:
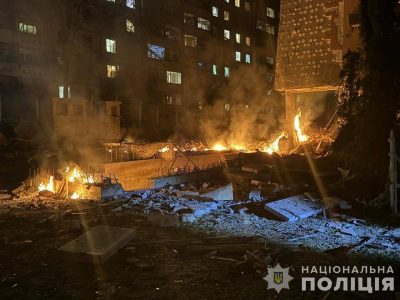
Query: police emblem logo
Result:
<box><xmin>263</xmin><ymin>263</ymin><xmax>294</xmax><ymax>294</ymax></box>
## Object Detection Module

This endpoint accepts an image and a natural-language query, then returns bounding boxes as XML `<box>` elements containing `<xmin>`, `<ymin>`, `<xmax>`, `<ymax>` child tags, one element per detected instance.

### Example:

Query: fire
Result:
<box><xmin>70</xmin><ymin>192</ymin><xmax>80</xmax><ymax>200</ymax></box>
<box><xmin>212</xmin><ymin>143</ymin><xmax>228</xmax><ymax>151</ymax></box>
<box><xmin>67</xmin><ymin>167</ymin><xmax>94</xmax><ymax>184</ymax></box>
<box><xmin>231</xmin><ymin>144</ymin><xmax>245</xmax><ymax>151</ymax></box>
<box><xmin>294</xmin><ymin>112</ymin><xmax>309</xmax><ymax>143</ymax></box>
<box><xmin>38</xmin><ymin>176</ymin><xmax>55</xmax><ymax>193</ymax></box>
<box><xmin>158</xmin><ymin>146</ymin><xmax>170</xmax><ymax>153</ymax></box>
<box><xmin>263</xmin><ymin>133</ymin><xmax>285</xmax><ymax>154</ymax></box>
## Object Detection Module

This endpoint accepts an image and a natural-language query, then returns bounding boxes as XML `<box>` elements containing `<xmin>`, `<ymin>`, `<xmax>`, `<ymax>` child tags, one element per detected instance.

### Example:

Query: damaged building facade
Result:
<box><xmin>275</xmin><ymin>0</ymin><xmax>360</xmax><ymax>146</ymax></box>
<box><xmin>0</xmin><ymin>0</ymin><xmax>280</xmax><ymax>140</ymax></box>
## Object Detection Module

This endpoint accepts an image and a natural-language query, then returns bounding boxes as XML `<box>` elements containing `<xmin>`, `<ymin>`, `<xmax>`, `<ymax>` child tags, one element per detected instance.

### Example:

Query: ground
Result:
<box><xmin>0</xmin><ymin>199</ymin><xmax>399</xmax><ymax>300</ymax></box>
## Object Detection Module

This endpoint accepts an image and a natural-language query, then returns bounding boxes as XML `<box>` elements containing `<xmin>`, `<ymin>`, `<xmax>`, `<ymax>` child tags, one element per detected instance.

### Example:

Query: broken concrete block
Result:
<box><xmin>175</xmin><ymin>190</ymin><xmax>200</xmax><ymax>197</ymax></box>
<box><xmin>264</xmin><ymin>195</ymin><xmax>324</xmax><ymax>222</ymax></box>
<box><xmin>249</xmin><ymin>190</ymin><xmax>263</xmax><ymax>201</ymax></box>
<box><xmin>200</xmin><ymin>184</ymin><xmax>233</xmax><ymax>201</ymax></box>
<box><xmin>101</xmin><ymin>183</ymin><xmax>125</xmax><ymax>200</ymax></box>
<box><xmin>181</xmin><ymin>213</ymin><xmax>196</xmax><ymax>223</ymax></box>
<box><xmin>147</xmin><ymin>213</ymin><xmax>180</xmax><ymax>227</ymax></box>
<box><xmin>58</xmin><ymin>225</ymin><xmax>135</xmax><ymax>263</ymax></box>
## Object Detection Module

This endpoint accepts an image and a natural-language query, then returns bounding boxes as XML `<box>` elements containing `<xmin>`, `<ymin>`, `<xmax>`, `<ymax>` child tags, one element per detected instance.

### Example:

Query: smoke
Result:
<box><xmin>196</xmin><ymin>64</ymin><xmax>284</xmax><ymax>147</ymax></box>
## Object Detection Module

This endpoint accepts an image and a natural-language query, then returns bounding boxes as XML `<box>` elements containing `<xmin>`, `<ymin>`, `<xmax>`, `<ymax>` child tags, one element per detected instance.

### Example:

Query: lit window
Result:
<box><xmin>266</xmin><ymin>24</ymin><xmax>275</xmax><ymax>35</ymax></box>
<box><xmin>198</xmin><ymin>101</ymin><xmax>203</xmax><ymax>110</ymax></box>
<box><xmin>235</xmin><ymin>51</ymin><xmax>241</xmax><ymax>62</ymax></box>
<box><xmin>106</xmin><ymin>39</ymin><xmax>116</xmax><ymax>53</ymax></box>
<box><xmin>212</xmin><ymin>6</ymin><xmax>218</xmax><ymax>17</ymax></box>
<box><xmin>244</xmin><ymin>1</ymin><xmax>251</xmax><ymax>11</ymax></box>
<box><xmin>267</xmin><ymin>7</ymin><xmax>275</xmax><ymax>18</ymax></box>
<box><xmin>224</xmin><ymin>67</ymin><xmax>230</xmax><ymax>77</ymax></box>
<box><xmin>126</xmin><ymin>19</ymin><xmax>135</xmax><ymax>33</ymax></box>
<box><xmin>266</xmin><ymin>56</ymin><xmax>274</xmax><ymax>66</ymax></box>
<box><xmin>224</xmin><ymin>29</ymin><xmax>230</xmax><ymax>40</ymax></box>
<box><xmin>225</xmin><ymin>103</ymin><xmax>230</xmax><ymax>111</ymax></box>
<box><xmin>224</xmin><ymin>11</ymin><xmax>230</xmax><ymax>21</ymax></box>
<box><xmin>166</xmin><ymin>71</ymin><xmax>182</xmax><ymax>84</ymax></box>
<box><xmin>184</xmin><ymin>13</ymin><xmax>196</xmax><ymax>26</ymax></box>
<box><xmin>126</xmin><ymin>0</ymin><xmax>135</xmax><ymax>8</ymax></box>
<box><xmin>225</xmin><ymin>0</ymin><xmax>230</xmax><ymax>3</ymax></box>
<box><xmin>245</xmin><ymin>54</ymin><xmax>251</xmax><ymax>64</ymax></box>
<box><xmin>107</xmin><ymin>65</ymin><xmax>119</xmax><ymax>78</ymax></box>
<box><xmin>235</xmin><ymin>0</ymin><xmax>240</xmax><ymax>7</ymax></box>
<box><xmin>184</xmin><ymin>34</ymin><xmax>197</xmax><ymax>47</ymax></box>
<box><xmin>58</xmin><ymin>86</ymin><xmax>71</xmax><ymax>99</ymax></box>
<box><xmin>245</xmin><ymin>36</ymin><xmax>251</xmax><ymax>46</ymax></box>
<box><xmin>235</xmin><ymin>33</ymin><xmax>241</xmax><ymax>43</ymax></box>
<box><xmin>212</xmin><ymin>64</ymin><xmax>217</xmax><ymax>75</ymax></box>
<box><xmin>18</xmin><ymin>22</ymin><xmax>37</xmax><ymax>35</ymax></box>
<box><xmin>198</xmin><ymin>17</ymin><xmax>211</xmax><ymax>31</ymax></box>
<box><xmin>107</xmin><ymin>0</ymin><xmax>115</xmax><ymax>2</ymax></box>
<box><xmin>147</xmin><ymin>44</ymin><xmax>165</xmax><ymax>59</ymax></box>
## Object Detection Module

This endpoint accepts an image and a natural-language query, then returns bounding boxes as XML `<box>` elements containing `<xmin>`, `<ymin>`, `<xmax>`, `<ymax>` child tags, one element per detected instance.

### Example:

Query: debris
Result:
<box><xmin>101</xmin><ymin>182</ymin><xmax>125</xmax><ymax>200</ymax></box>
<box><xmin>176</xmin><ymin>190</ymin><xmax>200</xmax><ymax>197</ymax></box>
<box><xmin>339</xmin><ymin>200</ymin><xmax>352</xmax><ymax>210</ymax></box>
<box><xmin>264</xmin><ymin>195</ymin><xmax>324</xmax><ymax>221</ymax></box>
<box><xmin>64</xmin><ymin>220</ymin><xmax>81</xmax><ymax>231</ymax></box>
<box><xmin>147</xmin><ymin>212</ymin><xmax>180</xmax><ymax>227</ymax></box>
<box><xmin>0</xmin><ymin>193</ymin><xmax>12</xmax><ymax>200</ymax></box>
<box><xmin>249</xmin><ymin>190</ymin><xmax>263</xmax><ymax>201</ymax></box>
<box><xmin>58</xmin><ymin>225</ymin><xmax>135</xmax><ymax>263</ymax></box>
<box><xmin>200</xmin><ymin>183</ymin><xmax>233</xmax><ymax>201</ymax></box>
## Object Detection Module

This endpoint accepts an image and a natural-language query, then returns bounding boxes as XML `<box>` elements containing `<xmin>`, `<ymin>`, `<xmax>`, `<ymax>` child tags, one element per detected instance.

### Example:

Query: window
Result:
<box><xmin>126</xmin><ymin>0</ymin><xmax>135</xmax><ymax>8</ymax></box>
<box><xmin>106</xmin><ymin>39</ymin><xmax>116</xmax><ymax>53</ymax></box>
<box><xmin>126</xmin><ymin>19</ymin><xmax>135</xmax><ymax>33</ymax></box>
<box><xmin>224</xmin><ymin>29</ymin><xmax>230</xmax><ymax>40</ymax></box>
<box><xmin>224</xmin><ymin>67</ymin><xmax>230</xmax><ymax>77</ymax></box>
<box><xmin>18</xmin><ymin>22</ymin><xmax>37</xmax><ymax>35</ymax></box>
<box><xmin>235</xmin><ymin>0</ymin><xmax>240</xmax><ymax>7</ymax></box>
<box><xmin>165</xmin><ymin>95</ymin><xmax>181</xmax><ymax>105</ymax></box>
<box><xmin>166</xmin><ymin>71</ymin><xmax>182</xmax><ymax>84</ymax></box>
<box><xmin>147</xmin><ymin>44</ymin><xmax>165</xmax><ymax>59</ymax></box>
<box><xmin>212</xmin><ymin>6</ymin><xmax>218</xmax><ymax>17</ymax></box>
<box><xmin>163</xmin><ymin>26</ymin><xmax>179</xmax><ymax>40</ymax></box>
<box><xmin>225</xmin><ymin>103</ymin><xmax>230</xmax><ymax>111</ymax></box>
<box><xmin>107</xmin><ymin>65</ymin><xmax>119</xmax><ymax>78</ymax></box>
<box><xmin>107</xmin><ymin>0</ymin><xmax>115</xmax><ymax>2</ymax></box>
<box><xmin>58</xmin><ymin>85</ymin><xmax>71</xmax><ymax>99</ymax></box>
<box><xmin>266</xmin><ymin>56</ymin><xmax>274</xmax><ymax>66</ymax></box>
<box><xmin>184</xmin><ymin>34</ymin><xmax>197</xmax><ymax>47</ymax></box>
<box><xmin>266</xmin><ymin>7</ymin><xmax>275</xmax><ymax>18</ymax></box>
<box><xmin>225</xmin><ymin>0</ymin><xmax>230</xmax><ymax>3</ymax></box>
<box><xmin>266</xmin><ymin>24</ymin><xmax>275</xmax><ymax>35</ymax></box>
<box><xmin>184</xmin><ymin>13</ymin><xmax>196</xmax><ymax>26</ymax></box>
<box><xmin>245</xmin><ymin>54</ymin><xmax>251</xmax><ymax>64</ymax></box>
<box><xmin>224</xmin><ymin>11</ymin><xmax>230</xmax><ymax>21</ymax></box>
<box><xmin>235</xmin><ymin>33</ymin><xmax>241</xmax><ymax>43</ymax></box>
<box><xmin>245</xmin><ymin>1</ymin><xmax>251</xmax><ymax>11</ymax></box>
<box><xmin>198</xmin><ymin>101</ymin><xmax>203</xmax><ymax>110</ymax></box>
<box><xmin>245</xmin><ymin>36</ymin><xmax>251</xmax><ymax>46</ymax></box>
<box><xmin>198</xmin><ymin>17</ymin><xmax>211</xmax><ymax>31</ymax></box>
<box><xmin>212</xmin><ymin>64</ymin><xmax>217</xmax><ymax>75</ymax></box>
<box><xmin>235</xmin><ymin>51</ymin><xmax>241</xmax><ymax>62</ymax></box>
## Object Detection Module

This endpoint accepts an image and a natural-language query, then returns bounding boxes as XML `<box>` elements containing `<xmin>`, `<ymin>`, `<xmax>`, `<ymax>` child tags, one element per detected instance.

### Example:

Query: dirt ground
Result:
<box><xmin>0</xmin><ymin>201</ymin><xmax>399</xmax><ymax>300</ymax></box>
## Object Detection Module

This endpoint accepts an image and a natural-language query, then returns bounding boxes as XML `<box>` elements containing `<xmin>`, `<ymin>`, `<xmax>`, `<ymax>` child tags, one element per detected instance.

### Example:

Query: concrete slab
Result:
<box><xmin>264</xmin><ymin>195</ymin><xmax>324</xmax><ymax>221</ymax></box>
<box><xmin>201</xmin><ymin>183</ymin><xmax>233</xmax><ymax>201</ymax></box>
<box><xmin>58</xmin><ymin>225</ymin><xmax>135</xmax><ymax>263</ymax></box>
<box><xmin>175</xmin><ymin>190</ymin><xmax>200</xmax><ymax>197</ymax></box>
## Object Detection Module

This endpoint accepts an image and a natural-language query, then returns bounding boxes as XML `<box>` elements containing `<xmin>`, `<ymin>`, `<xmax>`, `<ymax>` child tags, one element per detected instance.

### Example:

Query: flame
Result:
<box><xmin>67</xmin><ymin>167</ymin><xmax>94</xmax><ymax>184</ymax></box>
<box><xmin>70</xmin><ymin>192</ymin><xmax>80</xmax><ymax>200</ymax></box>
<box><xmin>263</xmin><ymin>133</ymin><xmax>285</xmax><ymax>154</ymax></box>
<box><xmin>38</xmin><ymin>176</ymin><xmax>55</xmax><ymax>193</ymax></box>
<box><xmin>158</xmin><ymin>146</ymin><xmax>170</xmax><ymax>153</ymax></box>
<box><xmin>231</xmin><ymin>144</ymin><xmax>245</xmax><ymax>151</ymax></box>
<box><xmin>212</xmin><ymin>143</ymin><xmax>228</xmax><ymax>151</ymax></box>
<box><xmin>294</xmin><ymin>112</ymin><xmax>309</xmax><ymax>143</ymax></box>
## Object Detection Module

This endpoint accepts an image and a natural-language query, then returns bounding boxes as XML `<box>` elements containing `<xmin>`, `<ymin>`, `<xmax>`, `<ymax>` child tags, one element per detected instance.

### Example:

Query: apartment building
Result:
<box><xmin>0</xmin><ymin>0</ymin><xmax>280</xmax><ymax>140</ymax></box>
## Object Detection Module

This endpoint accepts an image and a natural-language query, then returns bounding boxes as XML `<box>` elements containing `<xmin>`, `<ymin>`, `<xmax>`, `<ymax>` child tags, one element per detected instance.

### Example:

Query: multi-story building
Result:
<box><xmin>275</xmin><ymin>0</ymin><xmax>360</xmax><ymax>146</ymax></box>
<box><xmin>0</xmin><ymin>0</ymin><xmax>280</xmax><ymax>141</ymax></box>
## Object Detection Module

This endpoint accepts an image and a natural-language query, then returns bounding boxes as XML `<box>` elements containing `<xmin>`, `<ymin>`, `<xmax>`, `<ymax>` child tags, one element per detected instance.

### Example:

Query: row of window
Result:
<box><xmin>107</xmin><ymin>0</ymin><xmax>135</xmax><ymax>9</ymax></box>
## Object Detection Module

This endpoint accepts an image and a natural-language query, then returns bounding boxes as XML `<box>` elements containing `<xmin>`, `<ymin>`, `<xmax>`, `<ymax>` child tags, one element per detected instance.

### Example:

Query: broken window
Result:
<box><xmin>197</xmin><ymin>18</ymin><xmax>210</xmax><ymax>31</ymax></box>
<box><xmin>245</xmin><ymin>36</ymin><xmax>251</xmax><ymax>46</ymax></box>
<box><xmin>224</xmin><ymin>11</ymin><xmax>230</xmax><ymax>21</ymax></box>
<box><xmin>126</xmin><ymin>0</ymin><xmax>135</xmax><ymax>9</ymax></box>
<box><xmin>166</xmin><ymin>71</ymin><xmax>182</xmax><ymax>84</ymax></box>
<box><xmin>163</xmin><ymin>26</ymin><xmax>179</xmax><ymax>40</ymax></box>
<box><xmin>147</xmin><ymin>44</ymin><xmax>165</xmax><ymax>60</ymax></box>
<box><xmin>212</xmin><ymin>64</ymin><xmax>217</xmax><ymax>75</ymax></box>
<box><xmin>126</xmin><ymin>19</ymin><xmax>135</xmax><ymax>33</ymax></box>
<box><xmin>224</xmin><ymin>67</ymin><xmax>230</xmax><ymax>77</ymax></box>
<box><xmin>266</xmin><ymin>7</ymin><xmax>275</xmax><ymax>18</ymax></box>
<box><xmin>184</xmin><ymin>34</ymin><xmax>197</xmax><ymax>47</ymax></box>
<box><xmin>235</xmin><ymin>51</ymin><xmax>241</xmax><ymax>62</ymax></box>
<box><xmin>18</xmin><ymin>22</ymin><xmax>37</xmax><ymax>35</ymax></box>
<box><xmin>245</xmin><ymin>1</ymin><xmax>251</xmax><ymax>11</ymax></box>
<box><xmin>235</xmin><ymin>33</ymin><xmax>241</xmax><ymax>43</ymax></box>
<box><xmin>212</xmin><ymin>6</ymin><xmax>218</xmax><ymax>17</ymax></box>
<box><xmin>106</xmin><ymin>39</ymin><xmax>116</xmax><ymax>53</ymax></box>
<box><xmin>224</xmin><ymin>29</ymin><xmax>230</xmax><ymax>40</ymax></box>
<box><xmin>266</xmin><ymin>24</ymin><xmax>275</xmax><ymax>35</ymax></box>
<box><xmin>184</xmin><ymin>13</ymin><xmax>196</xmax><ymax>26</ymax></box>
<box><xmin>107</xmin><ymin>65</ymin><xmax>119</xmax><ymax>78</ymax></box>
<box><xmin>349</xmin><ymin>13</ymin><xmax>360</xmax><ymax>28</ymax></box>
<box><xmin>245</xmin><ymin>54</ymin><xmax>251</xmax><ymax>64</ymax></box>
<box><xmin>266</xmin><ymin>56</ymin><xmax>274</xmax><ymax>66</ymax></box>
<box><xmin>235</xmin><ymin>0</ymin><xmax>240</xmax><ymax>7</ymax></box>
<box><xmin>58</xmin><ymin>85</ymin><xmax>71</xmax><ymax>99</ymax></box>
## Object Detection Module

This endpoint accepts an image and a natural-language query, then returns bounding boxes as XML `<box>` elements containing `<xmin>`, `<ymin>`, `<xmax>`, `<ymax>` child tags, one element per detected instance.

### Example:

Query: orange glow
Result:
<box><xmin>38</xmin><ymin>176</ymin><xmax>54</xmax><ymax>193</ymax></box>
<box><xmin>263</xmin><ymin>133</ymin><xmax>285</xmax><ymax>154</ymax></box>
<box><xmin>294</xmin><ymin>112</ymin><xmax>309</xmax><ymax>143</ymax></box>
<box><xmin>212</xmin><ymin>143</ymin><xmax>228</xmax><ymax>151</ymax></box>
